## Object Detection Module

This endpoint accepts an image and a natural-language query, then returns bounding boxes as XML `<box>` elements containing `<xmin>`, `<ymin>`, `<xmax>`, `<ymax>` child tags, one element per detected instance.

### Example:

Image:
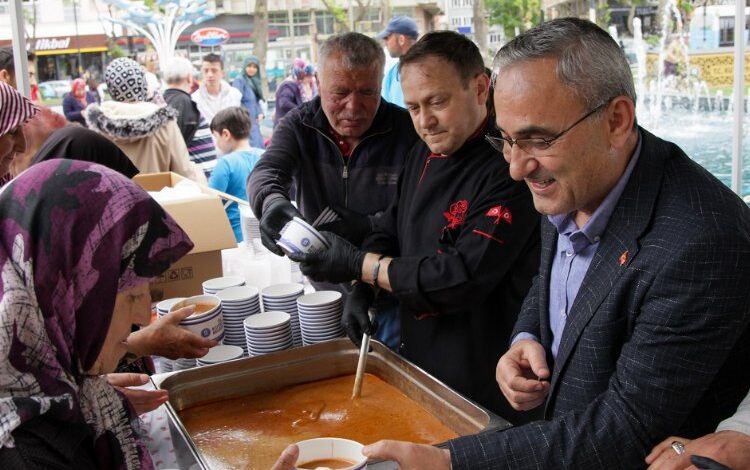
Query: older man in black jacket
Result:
<box><xmin>248</xmin><ymin>32</ymin><xmax>420</xmax><ymax>347</ymax></box>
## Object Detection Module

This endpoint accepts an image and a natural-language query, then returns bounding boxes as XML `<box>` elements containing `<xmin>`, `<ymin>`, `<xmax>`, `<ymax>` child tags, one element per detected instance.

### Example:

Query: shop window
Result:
<box><xmin>269</xmin><ymin>11</ymin><xmax>290</xmax><ymax>38</ymax></box>
<box><xmin>294</xmin><ymin>11</ymin><xmax>311</xmax><ymax>36</ymax></box>
<box><xmin>316</xmin><ymin>11</ymin><xmax>335</xmax><ymax>35</ymax></box>
<box><xmin>720</xmin><ymin>17</ymin><xmax>735</xmax><ymax>46</ymax></box>
<box><xmin>719</xmin><ymin>15</ymin><xmax>750</xmax><ymax>47</ymax></box>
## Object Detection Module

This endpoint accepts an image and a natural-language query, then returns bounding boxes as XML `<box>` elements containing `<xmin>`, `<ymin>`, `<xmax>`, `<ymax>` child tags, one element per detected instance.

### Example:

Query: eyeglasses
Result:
<box><xmin>485</xmin><ymin>101</ymin><xmax>610</xmax><ymax>157</ymax></box>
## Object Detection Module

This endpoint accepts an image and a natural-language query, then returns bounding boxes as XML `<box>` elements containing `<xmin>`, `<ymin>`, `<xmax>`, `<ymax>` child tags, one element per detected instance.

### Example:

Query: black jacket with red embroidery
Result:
<box><xmin>362</xmin><ymin>119</ymin><xmax>541</xmax><ymax>420</ymax></box>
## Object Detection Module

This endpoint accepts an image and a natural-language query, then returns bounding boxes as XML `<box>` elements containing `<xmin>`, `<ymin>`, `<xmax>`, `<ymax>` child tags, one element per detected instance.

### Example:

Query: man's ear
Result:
<box><xmin>474</xmin><ymin>72</ymin><xmax>491</xmax><ymax>106</ymax></box>
<box><xmin>607</xmin><ymin>96</ymin><xmax>636</xmax><ymax>149</ymax></box>
<box><xmin>0</xmin><ymin>69</ymin><xmax>11</xmax><ymax>84</ymax></box>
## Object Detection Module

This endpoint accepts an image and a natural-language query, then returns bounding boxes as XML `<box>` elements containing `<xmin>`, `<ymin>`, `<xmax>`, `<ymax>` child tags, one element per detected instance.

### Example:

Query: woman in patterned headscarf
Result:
<box><xmin>0</xmin><ymin>159</ymin><xmax>193</xmax><ymax>469</ymax></box>
<box><xmin>0</xmin><ymin>81</ymin><xmax>38</xmax><ymax>181</ymax></box>
<box><xmin>85</xmin><ymin>58</ymin><xmax>205</xmax><ymax>183</ymax></box>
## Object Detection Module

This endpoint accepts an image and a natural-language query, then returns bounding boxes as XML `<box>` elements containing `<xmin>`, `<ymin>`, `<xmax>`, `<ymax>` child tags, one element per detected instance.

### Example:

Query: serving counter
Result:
<box><xmin>151</xmin><ymin>339</ymin><xmax>512</xmax><ymax>469</ymax></box>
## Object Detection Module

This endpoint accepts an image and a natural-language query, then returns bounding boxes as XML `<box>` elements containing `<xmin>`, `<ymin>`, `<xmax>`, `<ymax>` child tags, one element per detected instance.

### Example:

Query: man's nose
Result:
<box><xmin>419</xmin><ymin>109</ymin><xmax>436</xmax><ymax>130</ymax></box>
<box><xmin>506</xmin><ymin>146</ymin><xmax>538</xmax><ymax>182</ymax></box>
<box><xmin>343</xmin><ymin>93</ymin><xmax>360</xmax><ymax>110</ymax></box>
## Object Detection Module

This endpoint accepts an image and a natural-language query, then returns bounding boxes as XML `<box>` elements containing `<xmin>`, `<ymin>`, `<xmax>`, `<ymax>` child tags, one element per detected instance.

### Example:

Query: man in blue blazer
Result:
<box><xmin>357</xmin><ymin>17</ymin><xmax>750</xmax><ymax>469</ymax></box>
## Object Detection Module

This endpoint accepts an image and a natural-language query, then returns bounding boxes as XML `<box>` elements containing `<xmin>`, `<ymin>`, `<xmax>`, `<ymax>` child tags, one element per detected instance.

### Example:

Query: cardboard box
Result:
<box><xmin>134</xmin><ymin>172</ymin><xmax>237</xmax><ymax>301</ymax></box>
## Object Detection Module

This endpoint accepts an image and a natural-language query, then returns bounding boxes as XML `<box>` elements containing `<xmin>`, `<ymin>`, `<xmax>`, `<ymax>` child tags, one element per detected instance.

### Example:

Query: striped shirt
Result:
<box><xmin>187</xmin><ymin>116</ymin><xmax>218</xmax><ymax>179</ymax></box>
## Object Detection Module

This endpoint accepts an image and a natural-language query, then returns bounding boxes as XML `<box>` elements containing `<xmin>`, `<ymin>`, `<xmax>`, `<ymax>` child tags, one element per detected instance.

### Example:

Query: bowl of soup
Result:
<box><xmin>296</xmin><ymin>437</ymin><xmax>367</xmax><ymax>470</ymax></box>
<box><xmin>169</xmin><ymin>294</ymin><xmax>224</xmax><ymax>341</ymax></box>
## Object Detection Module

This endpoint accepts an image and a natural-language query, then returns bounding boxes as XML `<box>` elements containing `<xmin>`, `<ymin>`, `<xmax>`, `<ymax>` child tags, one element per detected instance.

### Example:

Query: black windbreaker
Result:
<box><xmin>248</xmin><ymin>96</ymin><xmax>420</xmax><ymax>224</ymax></box>
<box><xmin>363</xmin><ymin>119</ymin><xmax>542</xmax><ymax>422</ymax></box>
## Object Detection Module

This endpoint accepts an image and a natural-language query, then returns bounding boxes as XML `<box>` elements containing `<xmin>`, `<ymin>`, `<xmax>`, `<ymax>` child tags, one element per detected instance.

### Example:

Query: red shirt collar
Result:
<box><xmin>328</xmin><ymin>127</ymin><xmax>352</xmax><ymax>157</ymax></box>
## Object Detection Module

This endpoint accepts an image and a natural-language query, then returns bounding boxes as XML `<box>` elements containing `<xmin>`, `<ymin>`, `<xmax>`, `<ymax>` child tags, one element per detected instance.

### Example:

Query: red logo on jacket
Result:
<box><xmin>443</xmin><ymin>200</ymin><xmax>469</xmax><ymax>229</ymax></box>
<box><xmin>486</xmin><ymin>204</ymin><xmax>512</xmax><ymax>225</ymax></box>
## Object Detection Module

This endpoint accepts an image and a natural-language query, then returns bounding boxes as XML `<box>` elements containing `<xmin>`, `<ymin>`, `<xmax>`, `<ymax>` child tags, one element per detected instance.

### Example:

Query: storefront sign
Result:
<box><xmin>191</xmin><ymin>28</ymin><xmax>230</xmax><ymax>46</ymax></box>
<box><xmin>35</xmin><ymin>37</ymin><xmax>71</xmax><ymax>51</ymax></box>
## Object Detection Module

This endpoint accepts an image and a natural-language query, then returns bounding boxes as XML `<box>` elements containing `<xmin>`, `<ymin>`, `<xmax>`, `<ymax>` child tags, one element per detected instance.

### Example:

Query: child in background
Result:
<box><xmin>209</xmin><ymin>106</ymin><xmax>264</xmax><ymax>242</ymax></box>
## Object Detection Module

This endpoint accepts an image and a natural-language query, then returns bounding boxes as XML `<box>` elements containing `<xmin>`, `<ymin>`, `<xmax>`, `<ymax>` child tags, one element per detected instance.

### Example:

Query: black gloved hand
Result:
<box><xmin>691</xmin><ymin>455</ymin><xmax>732</xmax><ymax>470</ymax></box>
<box><xmin>318</xmin><ymin>205</ymin><xmax>373</xmax><ymax>246</ymax></box>
<box><xmin>288</xmin><ymin>231</ymin><xmax>366</xmax><ymax>283</ymax></box>
<box><xmin>259</xmin><ymin>197</ymin><xmax>303</xmax><ymax>256</ymax></box>
<box><xmin>343</xmin><ymin>281</ymin><xmax>376</xmax><ymax>347</ymax></box>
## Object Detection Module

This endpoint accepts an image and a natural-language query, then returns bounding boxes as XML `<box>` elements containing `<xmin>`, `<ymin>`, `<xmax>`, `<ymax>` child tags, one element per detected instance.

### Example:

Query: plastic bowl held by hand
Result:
<box><xmin>276</xmin><ymin>217</ymin><xmax>330</xmax><ymax>255</ymax></box>
<box><xmin>295</xmin><ymin>437</ymin><xmax>367</xmax><ymax>470</ymax></box>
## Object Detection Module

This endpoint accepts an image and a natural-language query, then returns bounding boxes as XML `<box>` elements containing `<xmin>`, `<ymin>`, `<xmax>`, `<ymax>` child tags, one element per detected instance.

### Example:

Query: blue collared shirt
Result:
<box><xmin>515</xmin><ymin>132</ymin><xmax>642</xmax><ymax>358</ymax></box>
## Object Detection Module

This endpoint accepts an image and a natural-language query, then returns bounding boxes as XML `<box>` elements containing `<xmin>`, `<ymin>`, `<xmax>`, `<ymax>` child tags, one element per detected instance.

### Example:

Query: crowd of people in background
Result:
<box><xmin>0</xmin><ymin>45</ymin><xmax>322</xmax><ymax>227</ymax></box>
<box><xmin>1</xmin><ymin>16</ymin><xmax>750</xmax><ymax>470</ymax></box>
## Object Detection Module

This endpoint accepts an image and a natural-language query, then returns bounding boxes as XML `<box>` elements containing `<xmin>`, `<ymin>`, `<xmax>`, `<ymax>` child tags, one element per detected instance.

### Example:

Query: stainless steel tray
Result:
<box><xmin>152</xmin><ymin>339</ymin><xmax>511</xmax><ymax>469</ymax></box>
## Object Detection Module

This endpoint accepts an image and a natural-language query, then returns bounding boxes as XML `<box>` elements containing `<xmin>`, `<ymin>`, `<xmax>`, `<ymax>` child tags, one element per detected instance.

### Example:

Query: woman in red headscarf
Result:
<box><xmin>62</xmin><ymin>78</ymin><xmax>96</xmax><ymax>126</ymax></box>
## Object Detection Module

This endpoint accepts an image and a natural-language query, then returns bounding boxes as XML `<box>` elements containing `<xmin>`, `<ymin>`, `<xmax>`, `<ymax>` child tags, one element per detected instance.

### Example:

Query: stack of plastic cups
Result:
<box><xmin>240</xmin><ymin>206</ymin><xmax>264</xmax><ymax>254</ymax></box>
<box><xmin>243</xmin><ymin>311</ymin><xmax>294</xmax><ymax>356</ymax></box>
<box><xmin>216</xmin><ymin>286</ymin><xmax>261</xmax><ymax>357</ymax></box>
<box><xmin>196</xmin><ymin>345</ymin><xmax>244</xmax><ymax>366</ymax></box>
<box><xmin>297</xmin><ymin>291</ymin><xmax>345</xmax><ymax>346</ymax></box>
<box><xmin>261</xmin><ymin>283</ymin><xmax>304</xmax><ymax>347</ymax></box>
<box><xmin>202</xmin><ymin>276</ymin><xmax>246</xmax><ymax>295</ymax></box>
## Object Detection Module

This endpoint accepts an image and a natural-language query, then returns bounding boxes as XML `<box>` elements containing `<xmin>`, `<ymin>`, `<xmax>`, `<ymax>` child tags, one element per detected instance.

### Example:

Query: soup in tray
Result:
<box><xmin>179</xmin><ymin>373</ymin><xmax>458</xmax><ymax>469</ymax></box>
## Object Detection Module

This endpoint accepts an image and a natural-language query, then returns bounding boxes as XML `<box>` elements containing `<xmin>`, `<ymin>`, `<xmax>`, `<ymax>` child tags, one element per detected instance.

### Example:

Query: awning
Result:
<box><xmin>34</xmin><ymin>47</ymin><xmax>108</xmax><ymax>56</ymax></box>
<box><xmin>0</xmin><ymin>34</ymin><xmax>108</xmax><ymax>55</ymax></box>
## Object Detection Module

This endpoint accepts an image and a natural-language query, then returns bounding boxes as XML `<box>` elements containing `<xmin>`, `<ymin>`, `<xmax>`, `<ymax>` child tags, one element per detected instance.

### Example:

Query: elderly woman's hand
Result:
<box><xmin>106</xmin><ymin>373</ymin><xmax>169</xmax><ymax>415</ymax></box>
<box><xmin>126</xmin><ymin>306</ymin><xmax>218</xmax><ymax>360</ymax></box>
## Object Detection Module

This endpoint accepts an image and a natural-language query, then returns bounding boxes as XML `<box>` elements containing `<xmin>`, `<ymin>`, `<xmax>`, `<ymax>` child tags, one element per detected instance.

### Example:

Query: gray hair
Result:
<box><xmin>492</xmin><ymin>18</ymin><xmax>636</xmax><ymax>109</ymax></box>
<box><xmin>318</xmin><ymin>32</ymin><xmax>385</xmax><ymax>77</ymax></box>
<box><xmin>164</xmin><ymin>56</ymin><xmax>195</xmax><ymax>84</ymax></box>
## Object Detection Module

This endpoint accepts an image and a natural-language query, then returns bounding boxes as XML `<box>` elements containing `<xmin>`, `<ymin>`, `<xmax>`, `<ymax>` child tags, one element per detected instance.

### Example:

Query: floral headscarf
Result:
<box><xmin>0</xmin><ymin>160</ymin><xmax>193</xmax><ymax>469</ymax></box>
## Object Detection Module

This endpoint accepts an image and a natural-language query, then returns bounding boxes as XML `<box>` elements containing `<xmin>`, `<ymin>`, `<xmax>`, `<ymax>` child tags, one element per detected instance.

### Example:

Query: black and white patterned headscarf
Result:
<box><xmin>105</xmin><ymin>58</ymin><xmax>147</xmax><ymax>103</ymax></box>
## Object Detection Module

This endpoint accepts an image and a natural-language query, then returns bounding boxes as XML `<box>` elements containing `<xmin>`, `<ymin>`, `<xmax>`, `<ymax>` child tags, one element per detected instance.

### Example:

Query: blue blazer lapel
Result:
<box><xmin>538</xmin><ymin>219</ymin><xmax>557</xmax><ymax>354</ymax></box>
<box><xmin>545</xmin><ymin>128</ymin><xmax>670</xmax><ymax>407</ymax></box>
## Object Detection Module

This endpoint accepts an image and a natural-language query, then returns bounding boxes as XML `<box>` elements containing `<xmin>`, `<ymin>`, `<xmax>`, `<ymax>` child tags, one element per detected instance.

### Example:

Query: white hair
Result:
<box><xmin>164</xmin><ymin>57</ymin><xmax>195</xmax><ymax>85</ymax></box>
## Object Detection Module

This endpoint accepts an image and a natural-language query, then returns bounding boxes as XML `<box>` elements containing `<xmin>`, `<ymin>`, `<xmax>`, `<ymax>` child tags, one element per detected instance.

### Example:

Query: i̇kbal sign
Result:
<box><xmin>191</xmin><ymin>28</ymin><xmax>230</xmax><ymax>47</ymax></box>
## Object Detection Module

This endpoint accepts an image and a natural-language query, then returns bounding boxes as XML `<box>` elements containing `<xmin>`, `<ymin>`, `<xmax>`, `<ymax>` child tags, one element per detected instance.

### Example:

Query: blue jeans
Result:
<box><xmin>374</xmin><ymin>303</ymin><xmax>400</xmax><ymax>350</ymax></box>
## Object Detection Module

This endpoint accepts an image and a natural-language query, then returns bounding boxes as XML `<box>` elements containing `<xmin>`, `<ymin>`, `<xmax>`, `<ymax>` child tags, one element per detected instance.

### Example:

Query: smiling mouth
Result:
<box><xmin>528</xmin><ymin>178</ymin><xmax>556</xmax><ymax>189</ymax></box>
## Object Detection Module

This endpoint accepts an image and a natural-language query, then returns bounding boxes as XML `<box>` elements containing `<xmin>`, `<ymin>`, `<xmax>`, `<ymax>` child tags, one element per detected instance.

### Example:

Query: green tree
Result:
<box><xmin>486</xmin><ymin>0</ymin><xmax>541</xmax><ymax>38</ymax></box>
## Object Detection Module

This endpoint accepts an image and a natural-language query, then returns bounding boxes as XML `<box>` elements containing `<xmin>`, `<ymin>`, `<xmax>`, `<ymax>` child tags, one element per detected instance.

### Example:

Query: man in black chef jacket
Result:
<box><xmin>292</xmin><ymin>31</ymin><xmax>541</xmax><ymax>422</ymax></box>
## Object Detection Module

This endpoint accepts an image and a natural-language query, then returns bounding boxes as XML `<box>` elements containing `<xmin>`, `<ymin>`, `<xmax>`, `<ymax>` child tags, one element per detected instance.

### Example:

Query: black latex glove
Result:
<box><xmin>691</xmin><ymin>455</ymin><xmax>732</xmax><ymax>470</ymax></box>
<box><xmin>288</xmin><ymin>231</ymin><xmax>365</xmax><ymax>283</ymax></box>
<box><xmin>318</xmin><ymin>205</ymin><xmax>373</xmax><ymax>246</ymax></box>
<box><xmin>343</xmin><ymin>281</ymin><xmax>376</xmax><ymax>347</ymax></box>
<box><xmin>259</xmin><ymin>197</ymin><xmax>303</xmax><ymax>256</ymax></box>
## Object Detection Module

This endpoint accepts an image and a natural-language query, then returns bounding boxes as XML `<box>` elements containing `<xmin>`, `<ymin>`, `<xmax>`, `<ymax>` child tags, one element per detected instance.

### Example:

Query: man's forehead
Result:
<box><xmin>495</xmin><ymin>59</ymin><xmax>559</xmax><ymax>92</ymax></box>
<box><xmin>321</xmin><ymin>64</ymin><xmax>381</xmax><ymax>87</ymax></box>
<box><xmin>402</xmin><ymin>56</ymin><xmax>459</xmax><ymax>81</ymax></box>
